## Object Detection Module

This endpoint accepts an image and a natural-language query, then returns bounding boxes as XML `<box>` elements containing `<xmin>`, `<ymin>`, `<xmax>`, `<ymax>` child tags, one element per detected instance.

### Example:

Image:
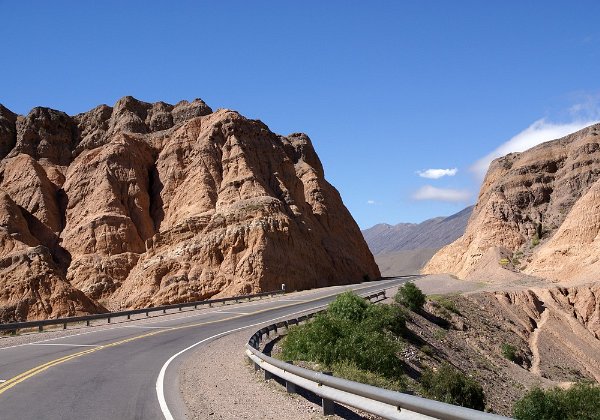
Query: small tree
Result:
<box><xmin>395</xmin><ymin>282</ymin><xmax>426</xmax><ymax>311</ymax></box>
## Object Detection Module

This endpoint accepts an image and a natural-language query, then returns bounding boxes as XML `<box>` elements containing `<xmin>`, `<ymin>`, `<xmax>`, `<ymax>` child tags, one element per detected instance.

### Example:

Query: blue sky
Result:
<box><xmin>2</xmin><ymin>1</ymin><xmax>600</xmax><ymax>228</ymax></box>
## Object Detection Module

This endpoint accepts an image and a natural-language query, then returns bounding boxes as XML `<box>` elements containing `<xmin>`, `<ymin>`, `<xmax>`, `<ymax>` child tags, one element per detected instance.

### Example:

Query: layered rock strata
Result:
<box><xmin>424</xmin><ymin>123</ymin><xmax>600</xmax><ymax>283</ymax></box>
<box><xmin>0</xmin><ymin>97</ymin><xmax>379</xmax><ymax>321</ymax></box>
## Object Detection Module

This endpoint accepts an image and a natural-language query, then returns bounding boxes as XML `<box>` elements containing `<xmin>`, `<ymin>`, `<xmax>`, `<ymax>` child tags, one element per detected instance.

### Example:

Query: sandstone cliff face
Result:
<box><xmin>0</xmin><ymin>97</ymin><xmax>379</xmax><ymax>321</ymax></box>
<box><xmin>424</xmin><ymin>123</ymin><xmax>600</xmax><ymax>282</ymax></box>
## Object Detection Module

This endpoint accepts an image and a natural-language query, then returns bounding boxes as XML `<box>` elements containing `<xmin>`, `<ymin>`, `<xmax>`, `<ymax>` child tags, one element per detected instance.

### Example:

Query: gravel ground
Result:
<box><xmin>179</xmin><ymin>328</ymin><xmax>378</xmax><ymax>420</ymax></box>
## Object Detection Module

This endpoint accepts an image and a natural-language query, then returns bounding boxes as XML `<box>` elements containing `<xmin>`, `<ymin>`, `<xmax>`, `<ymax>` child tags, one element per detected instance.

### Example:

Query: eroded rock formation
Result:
<box><xmin>0</xmin><ymin>97</ymin><xmax>379</xmax><ymax>321</ymax></box>
<box><xmin>424</xmin><ymin>123</ymin><xmax>600</xmax><ymax>283</ymax></box>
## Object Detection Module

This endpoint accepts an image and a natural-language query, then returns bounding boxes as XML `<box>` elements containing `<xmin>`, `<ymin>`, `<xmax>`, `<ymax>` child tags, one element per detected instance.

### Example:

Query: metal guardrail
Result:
<box><xmin>245</xmin><ymin>290</ymin><xmax>510</xmax><ymax>420</ymax></box>
<box><xmin>0</xmin><ymin>289</ymin><xmax>285</xmax><ymax>333</ymax></box>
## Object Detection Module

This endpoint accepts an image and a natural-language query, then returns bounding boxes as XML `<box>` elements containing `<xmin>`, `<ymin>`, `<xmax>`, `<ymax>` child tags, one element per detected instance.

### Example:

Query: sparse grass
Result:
<box><xmin>499</xmin><ymin>258</ymin><xmax>510</xmax><ymax>266</ymax></box>
<box><xmin>420</xmin><ymin>344</ymin><xmax>434</xmax><ymax>356</ymax></box>
<box><xmin>433</xmin><ymin>329</ymin><xmax>447</xmax><ymax>340</ymax></box>
<box><xmin>501</xmin><ymin>343</ymin><xmax>518</xmax><ymax>362</ymax></box>
<box><xmin>332</xmin><ymin>361</ymin><xmax>408</xmax><ymax>392</ymax></box>
<box><xmin>531</xmin><ymin>234</ymin><xmax>540</xmax><ymax>247</ymax></box>
<box><xmin>429</xmin><ymin>295</ymin><xmax>461</xmax><ymax>315</ymax></box>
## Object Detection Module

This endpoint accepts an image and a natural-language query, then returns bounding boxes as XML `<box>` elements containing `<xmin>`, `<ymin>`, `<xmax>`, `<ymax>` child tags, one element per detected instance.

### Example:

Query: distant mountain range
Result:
<box><xmin>363</xmin><ymin>205</ymin><xmax>474</xmax><ymax>256</ymax></box>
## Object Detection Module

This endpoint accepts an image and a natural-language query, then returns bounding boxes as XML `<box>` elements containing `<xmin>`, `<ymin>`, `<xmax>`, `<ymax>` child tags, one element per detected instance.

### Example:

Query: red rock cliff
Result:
<box><xmin>0</xmin><ymin>97</ymin><xmax>379</xmax><ymax>321</ymax></box>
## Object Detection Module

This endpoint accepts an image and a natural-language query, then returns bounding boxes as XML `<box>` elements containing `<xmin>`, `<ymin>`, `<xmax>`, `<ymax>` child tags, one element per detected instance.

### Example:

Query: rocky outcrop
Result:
<box><xmin>424</xmin><ymin>123</ymin><xmax>600</xmax><ymax>282</ymax></box>
<box><xmin>0</xmin><ymin>97</ymin><xmax>379</xmax><ymax>321</ymax></box>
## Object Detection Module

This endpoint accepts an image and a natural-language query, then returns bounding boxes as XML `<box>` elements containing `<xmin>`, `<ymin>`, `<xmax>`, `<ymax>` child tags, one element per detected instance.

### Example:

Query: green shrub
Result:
<box><xmin>501</xmin><ymin>343</ymin><xmax>518</xmax><ymax>362</ymax></box>
<box><xmin>327</xmin><ymin>291</ymin><xmax>369</xmax><ymax>322</ymax></box>
<box><xmin>362</xmin><ymin>303</ymin><xmax>408</xmax><ymax>336</ymax></box>
<box><xmin>499</xmin><ymin>258</ymin><xmax>510</xmax><ymax>266</ymax></box>
<box><xmin>332</xmin><ymin>361</ymin><xmax>407</xmax><ymax>391</ymax></box>
<box><xmin>395</xmin><ymin>282</ymin><xmax>426</xmax><ymax>311</ymax></box>
<box><xmin>421</xmin><ymin>363</ymin><xmax>486</xmax><ymax>410</ymax></box>
<box><xmin>281</xmin><ymin>292</ymin><xmax>406</xmax><ymax>377</ymax></box>
<box><xmin>531</xmin><ymin>234</ymin><xmax>540</xmax><ymax>247</ymax></box>
<box><xmin>513</xmin><ymin>382</ymin><xmax>600</xmax><ymax>420</ymax></box>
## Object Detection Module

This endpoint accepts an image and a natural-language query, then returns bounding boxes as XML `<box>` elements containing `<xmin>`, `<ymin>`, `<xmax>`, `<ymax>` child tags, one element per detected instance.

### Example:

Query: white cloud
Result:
<box><xmin>367</xmin><ymin>200</ymin><xmax>376</xmax><ymax>205</ymax></box>
<box><xmin>412</xmin><ymin>185</ymin><xmax>471</xmax><ymax>202</ymax></box>
<box><xmin>471</xmin><ymin>117</ymin><xmax>599</xmax><ymax>179</ymax></box>
<box><xmin>417</xmin><ymin>168</ymin><xmax>458</xmax><ymax>179</ymax></box>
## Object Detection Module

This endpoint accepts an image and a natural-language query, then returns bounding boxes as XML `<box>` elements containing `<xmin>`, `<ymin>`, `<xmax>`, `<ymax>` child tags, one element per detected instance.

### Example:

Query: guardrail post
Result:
<box><xmin>163</xmin><ymin>309</ymin><xmax>166</xmax><ymax>314</ymax></box>
<box><xmin>86</xmin><ymin>320</ymin><xmax>90</xmax><ymax>327</ymax></box>
<box><xmin>264</xmin><ymin>369</ymin><xmax>274</xmax><ymax>381</ymax></box>
<box><xmin>107</xmin><ymin>316</ymin><xmax>111</xmax><ymax>324</ymax></box>
<box><xmin>179</xmin><ymin>307</ymin><xmax>182</xmax><ymax>311</ymax></box>
<box><xmin>63</xmin><ymin>323</ymin><xmax>67</xmax><ymax>330</ymax></box>
<box><xmin>38</xmin><ymin>325</ymin><xmax>43</xmax><ymax>332</ymax></box>
<box><xmin>127</xmin><ymin>314</ymin><xmax>131</xmax><ymax>320</ymax></box>
<box><xmin>146</xmin><ymin>311</ymin><xmax>149</xmax><ymax>317</ymax></box>
<box><xmin>321</xmin><ymin>371</ymin><xmax>335</xmax><ymax>415</ymax></box>
<box><xmin>285</xmin><ymin>361</ymin><xmax>296</xmax><ymax>393</ymax></box>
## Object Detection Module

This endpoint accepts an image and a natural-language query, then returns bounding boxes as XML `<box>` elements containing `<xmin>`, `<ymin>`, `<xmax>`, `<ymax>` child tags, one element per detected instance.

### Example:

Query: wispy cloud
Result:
<box><xmin>367</xmin><ymin>200</ymin><xmax>376</xmax><ymax>205</ymax></box>
<box><xmin>471</xmin><ymin>118</ymin><xmax>599</xmax><ymax>179</ymax></box>
<box><xmin>412</xmin><ymin>185</ymin><xmax>471</xmax><ymax>202</ymax></box>
<box><xmin>416</xmin><ymin>168</ymin><xmax>458</xmax><ymax>179</ymax></box>
<box><xmin>471</xmin><ymin>95</ymin><xmax>600</xmax><ymax>179</ymax></box>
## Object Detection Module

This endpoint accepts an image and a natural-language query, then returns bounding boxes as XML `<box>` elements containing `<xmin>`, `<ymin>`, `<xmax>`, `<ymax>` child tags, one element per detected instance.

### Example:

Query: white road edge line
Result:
<box><xmin>156</xmin><ymin>279</ymin><xmax>408</xmax><ymax>420</ymax></box>
<box><xmin>0</xmin><ymin>380</ymin><xmax>6</xmax><ymax>383</ymax></box>
<box><xmin>156</xmin><ymin>303</ymin><xmax>327</xmax><ymax>420</ymax></box>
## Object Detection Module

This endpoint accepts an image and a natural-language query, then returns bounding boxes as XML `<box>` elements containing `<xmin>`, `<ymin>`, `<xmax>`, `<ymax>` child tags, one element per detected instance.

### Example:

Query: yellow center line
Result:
<box><xmin>0</xmin><ymin>281</ymin><xmax>397</xmax><ymax>396</ymax></box>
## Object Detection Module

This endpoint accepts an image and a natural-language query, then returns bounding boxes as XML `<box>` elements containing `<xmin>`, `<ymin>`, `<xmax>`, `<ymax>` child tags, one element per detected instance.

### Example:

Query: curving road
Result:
<box><xmin>0</xmin><ymin>277</ymin><xmax>413</xmax><ymax>420</ymax></box>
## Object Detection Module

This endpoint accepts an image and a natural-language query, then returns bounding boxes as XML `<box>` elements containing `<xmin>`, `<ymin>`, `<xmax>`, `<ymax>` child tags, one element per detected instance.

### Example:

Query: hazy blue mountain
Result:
<box><xmin>363</xmin><ymin>206</ymin><xmax>474</xmax><ymax>256</ymax></box>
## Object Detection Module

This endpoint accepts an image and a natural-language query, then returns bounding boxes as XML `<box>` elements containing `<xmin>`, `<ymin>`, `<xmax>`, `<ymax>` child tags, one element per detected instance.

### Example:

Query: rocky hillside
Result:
<box><xmin>363</xmin><ymin>206</ymin><xmax>473</xmax><ymax>255</ymax></box>
<box><xmin>425</xmin><ymin>123</ymin><xmax>600</xmax><ymax>282</ymax></box>
<box><xmin>0</xmin><ymin>97</ymin><xmax>379</xmax><ymax>322</ymax></box>
<box><xmin>400</xmin><ymin>282</ymin><xmax>600</xmax><ymax>415</ymax></box>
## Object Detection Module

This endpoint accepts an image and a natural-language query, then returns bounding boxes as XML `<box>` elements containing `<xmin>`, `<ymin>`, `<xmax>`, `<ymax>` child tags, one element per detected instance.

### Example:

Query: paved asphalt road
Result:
<box><xmin>0</xmin><ymin>277</ymin><xmax>413</xmax><ymax>420</ymax></box>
